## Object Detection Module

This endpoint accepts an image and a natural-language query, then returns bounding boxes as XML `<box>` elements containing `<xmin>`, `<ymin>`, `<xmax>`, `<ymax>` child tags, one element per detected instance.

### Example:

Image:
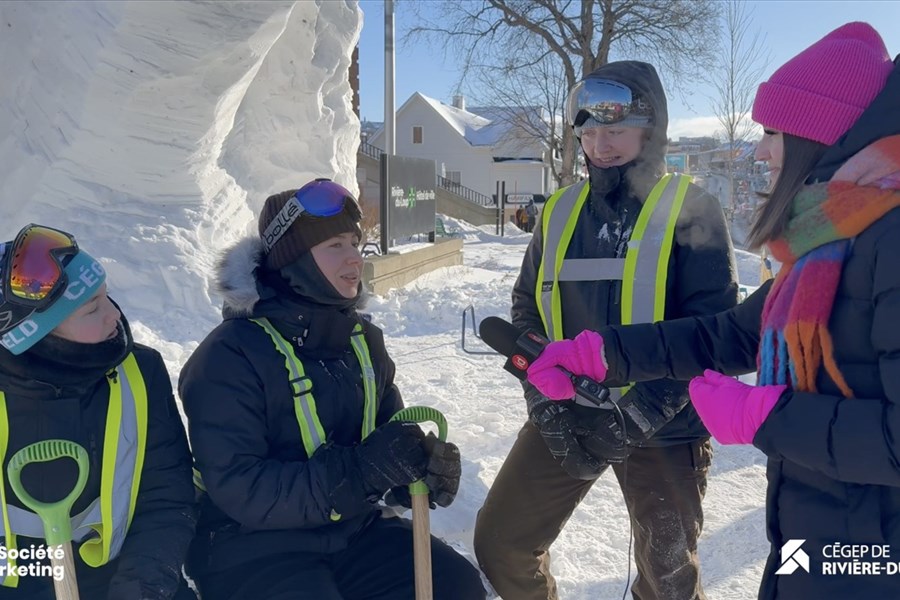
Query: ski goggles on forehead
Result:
<box><xmin>566</xmin><ymin>78</ymin><xmax>652</xmax><ymax>129</ymax></box>
<box><xmin>2</xmin><ymin>225</ymin><xmax>79</xmax><ymax>307</ymax></box>
<box><xmin>261</xmin><ymin>179</ymin><xmax>359</xmax><ymax>251</ymax></box>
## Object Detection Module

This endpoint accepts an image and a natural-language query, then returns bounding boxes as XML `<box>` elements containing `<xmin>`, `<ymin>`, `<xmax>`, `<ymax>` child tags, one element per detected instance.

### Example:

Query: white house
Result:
<box><xmin>368</xmin><ymin>93</ymin><xmax>558</xmax><ymax>203</ymax></box>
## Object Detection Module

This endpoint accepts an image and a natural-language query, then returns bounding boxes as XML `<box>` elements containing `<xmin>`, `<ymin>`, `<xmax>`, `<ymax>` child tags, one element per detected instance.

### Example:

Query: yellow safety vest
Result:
<box><xmin>536</xmin><ymin>173</ymin><xmax>692</xmax><ymax>401</ymax></box>
<box><xmin>0</xmin><ymin>353</ymin><xmax>148</xmax><ymax>587</ymax></box>
<box><xmin>193</xmin><ymin>317</ymin><xmax>378</xmax><ymax>522</ymax></box>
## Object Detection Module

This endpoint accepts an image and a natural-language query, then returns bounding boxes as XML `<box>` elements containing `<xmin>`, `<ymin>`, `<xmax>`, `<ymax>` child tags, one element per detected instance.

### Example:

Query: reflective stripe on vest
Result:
<box><xmin>249</xmin><ymin>317</ymin><xmax>377</xmax><ymax>522</ymax></box>
<box><xmin>249</xmin><ymin>318</ymin><xmax>378</xmax><ymax>459</ymax></box>
<box><xmin>536</xmin><ymin>174</ymin><xmax>691</xmax><ymax>400</ymax></box>
<box><xmin>0</xmin><ymin>353</ymin><xmax>148</xmax><ymax>587</ymax></box>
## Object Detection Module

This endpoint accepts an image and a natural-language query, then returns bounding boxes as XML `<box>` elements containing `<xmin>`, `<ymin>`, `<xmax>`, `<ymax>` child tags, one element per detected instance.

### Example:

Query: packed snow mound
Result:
<box><xmin>0</xmin><ymin>1</ymin><xmax>361</xmax><ymax>343</ymax></box>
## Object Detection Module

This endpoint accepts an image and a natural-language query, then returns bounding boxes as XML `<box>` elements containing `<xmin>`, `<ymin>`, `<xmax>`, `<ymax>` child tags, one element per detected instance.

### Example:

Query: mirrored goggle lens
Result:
<box><xmin>8</xmin><ymin>226</ymin><xmax>77</xmax><ymax>301</ymax></box>
<box><xmin>294</xmin><ymin>180</ymin><xmax>356</xmax><ymax>217</ymax></box>
<box><xmin>566</xmin><ymin>78</ymin><xmax>634</xmax><ymax>126</ymax></box>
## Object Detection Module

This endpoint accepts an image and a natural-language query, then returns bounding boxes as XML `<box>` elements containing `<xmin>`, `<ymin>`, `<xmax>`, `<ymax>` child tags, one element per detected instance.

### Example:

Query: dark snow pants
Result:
<box><xmin>474</xmin><ymin>421</ymin><xmax>712</xmax><ymax>600</ymax></box>
<box><xmin>191</xmin><ymin>515</ymin><xmax>486</xmax><ymax>600</ymax></box>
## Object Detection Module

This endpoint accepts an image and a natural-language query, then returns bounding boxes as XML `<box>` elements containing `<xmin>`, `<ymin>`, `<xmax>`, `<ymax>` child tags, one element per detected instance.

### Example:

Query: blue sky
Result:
<box><xmin>357</xmin><ymin>1</ymin><xmax>900</xmax><ymax>139</ymax></box>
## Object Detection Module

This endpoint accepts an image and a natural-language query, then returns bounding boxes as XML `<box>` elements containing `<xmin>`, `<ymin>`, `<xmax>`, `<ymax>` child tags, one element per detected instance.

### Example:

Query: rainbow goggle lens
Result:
<box><xmin>3</xmin><ymin>225</ymin><xmax>79</xmax><ymax>307</ymax></box>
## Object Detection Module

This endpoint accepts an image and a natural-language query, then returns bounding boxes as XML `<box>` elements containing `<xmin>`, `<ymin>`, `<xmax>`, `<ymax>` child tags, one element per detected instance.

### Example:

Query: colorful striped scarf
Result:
<box><xmin>759</xmin><ymin>181</ymin><xmax>900</xmax><ymax>396</ymax></box>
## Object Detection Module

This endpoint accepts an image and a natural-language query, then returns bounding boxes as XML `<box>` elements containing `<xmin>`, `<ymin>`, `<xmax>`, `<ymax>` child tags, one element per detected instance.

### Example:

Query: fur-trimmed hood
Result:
<box><xmin>214</xmin><ymin>236</ymin><xmax>369</xmax><ymax>319</ymax></box>
<box><xmin>215</xmin><ymin>236</ymin><xmax>266</xmax><ymax>318</ymax></box>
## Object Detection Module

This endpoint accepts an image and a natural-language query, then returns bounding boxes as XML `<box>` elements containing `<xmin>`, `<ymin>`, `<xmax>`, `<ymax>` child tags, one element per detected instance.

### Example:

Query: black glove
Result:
<box><xmin>356</xmin><ymin>421</ymin><xmax>428</xmax><ymax>497</ymax></box>
<box><xmin>386</xmin><ymin>433</ymin><xmax>461</xmax><ymax>509</ymax></box>
<box><xmin>571</xmin><ymin>404</ymin><xmax>632</xmax><ymax>464</ymax></box>
<box><xmin>526</xmin><ymin>391</ymin><xmax>607</xmax><ymax>480</ymax></box>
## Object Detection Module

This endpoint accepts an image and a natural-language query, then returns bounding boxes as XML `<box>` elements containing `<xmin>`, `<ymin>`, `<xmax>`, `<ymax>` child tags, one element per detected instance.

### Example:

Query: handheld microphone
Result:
<box><xmin>478</xmin><ymin>316</ymin><xmax>612</xmax><ymax>408</ymax></box>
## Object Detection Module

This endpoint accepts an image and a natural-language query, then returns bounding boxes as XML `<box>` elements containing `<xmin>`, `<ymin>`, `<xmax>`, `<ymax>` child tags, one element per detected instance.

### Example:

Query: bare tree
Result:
<box><xmin>468</xmin><ymin>50</ymin><xmax>569</xmax><ymax>187</ymax></box>
<box><xmin>708</xmin><ymin>0</ymin><xmax>769</xmax><ymax>223</ymax></box>
<box><xmin>405</xmin><ymin>0</ymin><xmax>721</xmax><ymax>188</ymax></box>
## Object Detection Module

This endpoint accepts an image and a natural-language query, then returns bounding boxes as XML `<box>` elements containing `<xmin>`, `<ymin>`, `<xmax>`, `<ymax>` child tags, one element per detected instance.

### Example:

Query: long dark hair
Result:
<box><xmin>746</xmin><ymin>134</ymin><xmax>828</xmax><ymax>249</ymax></box>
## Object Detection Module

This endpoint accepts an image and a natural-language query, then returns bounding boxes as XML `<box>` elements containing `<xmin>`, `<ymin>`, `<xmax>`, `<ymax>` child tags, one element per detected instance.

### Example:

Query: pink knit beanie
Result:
<box><xmin>752</xmin><ymin>22</ymin><xmax>892</xmax><ymax>145</ymax></box>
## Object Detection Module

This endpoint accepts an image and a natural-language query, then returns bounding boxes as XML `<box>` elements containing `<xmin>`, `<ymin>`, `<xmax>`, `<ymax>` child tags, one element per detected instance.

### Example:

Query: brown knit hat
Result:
<box><xmin>258</xmin><ymin>179</ymin><xmax>363</xmax><ymax>270</ymax></box>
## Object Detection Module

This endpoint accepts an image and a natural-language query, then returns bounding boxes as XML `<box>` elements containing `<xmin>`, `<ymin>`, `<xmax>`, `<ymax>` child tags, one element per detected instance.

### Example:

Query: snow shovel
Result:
<box><xmin>7</xmin><ymin>440</ymin><xmax>89</xmax><ymax>600</ymax></box>
<box><xmin>390</xmin><ymin>406</ymin><xmax>448</xmax><ymax>600</ymax></box>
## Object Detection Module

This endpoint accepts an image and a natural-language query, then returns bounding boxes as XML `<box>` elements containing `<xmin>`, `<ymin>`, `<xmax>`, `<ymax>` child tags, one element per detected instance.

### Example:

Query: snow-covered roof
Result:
<box><xmin>416</xmin><ymin>94</ymin><xmax>493</xmax><ymax>145</ymax></box>
<box><xmin>369</xmin><ymin>93</ymin><xmax>552</xmax><ymax>155</ymax></box>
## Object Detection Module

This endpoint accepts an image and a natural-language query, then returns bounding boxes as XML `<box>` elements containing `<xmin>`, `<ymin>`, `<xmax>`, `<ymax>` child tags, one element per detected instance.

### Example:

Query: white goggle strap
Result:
<box><xmin>262</xmin><ymin>197</ymin><xmax>306</xmax><ymax>251</ymax></box>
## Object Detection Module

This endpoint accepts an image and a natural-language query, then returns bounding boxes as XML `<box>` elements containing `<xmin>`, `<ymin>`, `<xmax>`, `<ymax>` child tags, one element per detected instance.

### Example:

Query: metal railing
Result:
<box><xmin>359</xmin><ymin>140</ymin><xmax>383</xmax><ymax>160</ymax></box>
<box><xmin>356</xmin><ymin>142</ymin><xmax>496</xmax><ymax>208</ymax></box>
<box><xmin>436</xmin><ymin>175</ymin><xmax>495</xmax><ymax>207</ymax></box>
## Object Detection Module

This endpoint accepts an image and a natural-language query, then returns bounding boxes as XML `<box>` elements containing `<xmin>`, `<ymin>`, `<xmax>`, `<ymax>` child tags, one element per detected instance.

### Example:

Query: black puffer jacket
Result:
<box><xmin>512</xmin><ymin>60</ymin><xmax>739</xmax><ymax>446</ymax></box>
<box><xmin>0</xmin><ymin>319</ymin><xmax>196</xmax><ymax>600</ymax></box>
<box><xmin>600</xmin><ymin>60</ymin><xmax>900</xmax><ymax>600</ymax></box>
<box><xmin>179</xmin><ymin>238</ymin><xmax>404</xmax><ymax>570</ymax></box>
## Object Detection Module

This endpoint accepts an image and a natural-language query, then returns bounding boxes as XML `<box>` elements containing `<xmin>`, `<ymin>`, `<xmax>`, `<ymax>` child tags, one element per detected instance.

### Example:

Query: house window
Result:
<box><xmin>412</xmin><ymin>126</ymin><xmax>423</xmax><ymax>144</ymax></box>
<box><xmin>446</xmin><ymin>170</ymin><xmax>461</xmax><ymax>184</ymax></box>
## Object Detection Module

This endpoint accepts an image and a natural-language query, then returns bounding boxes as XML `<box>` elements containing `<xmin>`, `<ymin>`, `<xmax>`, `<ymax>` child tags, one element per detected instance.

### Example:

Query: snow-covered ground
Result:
<box><xmin>356</xmin><ymin>217</ymin><xmax>771</xmax><ymax>599</ymax></box>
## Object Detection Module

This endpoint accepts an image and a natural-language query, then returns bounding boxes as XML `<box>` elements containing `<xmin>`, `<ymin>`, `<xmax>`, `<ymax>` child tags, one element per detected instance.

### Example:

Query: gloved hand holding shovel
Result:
<box><xmin>389</xmin><ymin>407</ymin><xmax>449</xmax><ymax>600</ymax></box>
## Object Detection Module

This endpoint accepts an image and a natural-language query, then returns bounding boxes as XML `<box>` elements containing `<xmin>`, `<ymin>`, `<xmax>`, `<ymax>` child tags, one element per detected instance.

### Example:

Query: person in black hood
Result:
<box><xmin>179</xmin><ymin>179</ymin><xmax>485</xmax><ymax>600</ymax></box>
<box><xmin>0</xmin><ymin>224</ymin><xmax>196</xmax><ymax>599</ymax></box>
<box><xmin>473</xmin><ymin>61</ymin><xmax>739</xmax><ymax>600</ymax></box>
<box><xmin>525</xmin><ymin>23</ymin><xmax>900</xmax><ymax>600</ymax></box>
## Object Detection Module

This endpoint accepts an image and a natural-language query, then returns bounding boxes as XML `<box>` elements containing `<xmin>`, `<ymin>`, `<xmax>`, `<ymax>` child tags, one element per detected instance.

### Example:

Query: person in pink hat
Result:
<box><xmin>523</xmin><ymin>22</ymin><xmax>900</xmax><ymax>599</ymax></box>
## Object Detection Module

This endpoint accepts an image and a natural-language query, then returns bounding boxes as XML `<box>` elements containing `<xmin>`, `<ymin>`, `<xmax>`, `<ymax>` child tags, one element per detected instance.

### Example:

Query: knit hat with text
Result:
<box><xmin>258</xmin><ymin>179</ymin><xmax>363</xmax><ymax>271</ymax></box>
<box><xmin>0</xmin><ymin>225</ymin><xmax>106</xmax><ymax>355</ymax></box>
<box><xmin>752</xmin><ymin>22</ymin><xmax>892</xmax><ymax>145</ymax></box>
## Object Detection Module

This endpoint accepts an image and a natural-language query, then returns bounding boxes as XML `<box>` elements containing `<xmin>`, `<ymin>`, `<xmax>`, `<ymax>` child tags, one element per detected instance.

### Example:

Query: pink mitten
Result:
<box><xmin>688</xmin><ymin>370</ymin><xmax>787</xmax><ymax>445</ymax></box>
<box><xmin>526</xmin><ymin>330</ymin><xmax>607</xmax><ymax>400</ymax></box>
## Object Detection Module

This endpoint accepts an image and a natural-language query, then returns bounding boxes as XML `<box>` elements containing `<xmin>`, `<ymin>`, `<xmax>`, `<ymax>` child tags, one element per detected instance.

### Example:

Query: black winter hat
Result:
<box><xmin>258</xmin><ymin>180</ymin><xmax>363</xmax><ymax>271</ymax></box>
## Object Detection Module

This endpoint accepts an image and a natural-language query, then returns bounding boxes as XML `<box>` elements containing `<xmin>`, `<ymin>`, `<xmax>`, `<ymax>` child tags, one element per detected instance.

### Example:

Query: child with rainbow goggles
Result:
<box><xmin>0</xmin><ymin>224</ymin><xmax>196</xmax><ymax>599</ymax></box>
<box><xmin>179</xmin><ymin>179</ymin><xmax>485</xmax><ymax>599</ymax></box>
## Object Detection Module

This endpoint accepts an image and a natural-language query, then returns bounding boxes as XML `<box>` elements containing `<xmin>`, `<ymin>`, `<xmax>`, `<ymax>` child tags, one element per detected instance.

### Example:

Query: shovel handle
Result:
<box><xmin>390</xmin><ymin>406</ymin><xmax>447</xmax><ymax>600</ymax></box>
<box><xmin>7</xmin><ymin>440</ymin><xmax>87</xmax><ymax>599</ymax></box>
<box><xmin>51</xmin><ymin>541</ymin><xmax>79</xmax><ymax>600</ymax></box>
<box><xmin>7</xmin><ymin>440</ymin><xmax>89</xmax><ymax>546</ymax></box>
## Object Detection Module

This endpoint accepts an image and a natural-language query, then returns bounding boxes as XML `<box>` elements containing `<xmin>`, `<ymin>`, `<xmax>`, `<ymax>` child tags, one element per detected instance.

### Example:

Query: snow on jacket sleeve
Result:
<box><xmin>753</xmin><ymin>225</ymin><xmax>900</xmax><ymax>487</ymax></box>
<box><xmin>510</xmin><ymin>218</ymin><xmax>558</xmax><ymax>403</ymax></box>
<box><xmin>601</xmin><ymin>278</ymin><xmax>770</xmax><ymax>384</ymax></box>
<box><xmin>107</xmin><ymin>348</ymin><xmax>196</xmax><ymax>600</ymax></box>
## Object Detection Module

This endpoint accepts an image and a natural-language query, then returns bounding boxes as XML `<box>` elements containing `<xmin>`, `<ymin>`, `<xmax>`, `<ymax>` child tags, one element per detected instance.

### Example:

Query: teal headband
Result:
<box><xmin>0</xmin><ymin>251</ymin><xmax>107</xmax><ymax>355</ymax></box>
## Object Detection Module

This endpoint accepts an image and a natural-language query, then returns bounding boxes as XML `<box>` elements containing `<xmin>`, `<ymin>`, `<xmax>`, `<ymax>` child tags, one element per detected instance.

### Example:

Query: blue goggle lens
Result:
<box><xmin>294</xmin><ymin>179</ymin><xmax>356</xmax><ymax>217</ymax></box>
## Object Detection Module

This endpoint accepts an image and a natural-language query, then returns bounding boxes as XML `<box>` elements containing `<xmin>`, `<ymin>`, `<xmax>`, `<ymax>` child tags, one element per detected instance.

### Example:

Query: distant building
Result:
<box><xmin>668</xmin><ymin>136</ymin><xmax>719</xmax><ymax>155</ymax></box>
<box><xmin>366</xmin><ymin>93</ymin><xmax>559</xmax><ymax>202</ymax></box>
<box><xmin>360</xmin><ymin>119</ymin><xmax>382</xmax><ymax>143</ymax></box>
